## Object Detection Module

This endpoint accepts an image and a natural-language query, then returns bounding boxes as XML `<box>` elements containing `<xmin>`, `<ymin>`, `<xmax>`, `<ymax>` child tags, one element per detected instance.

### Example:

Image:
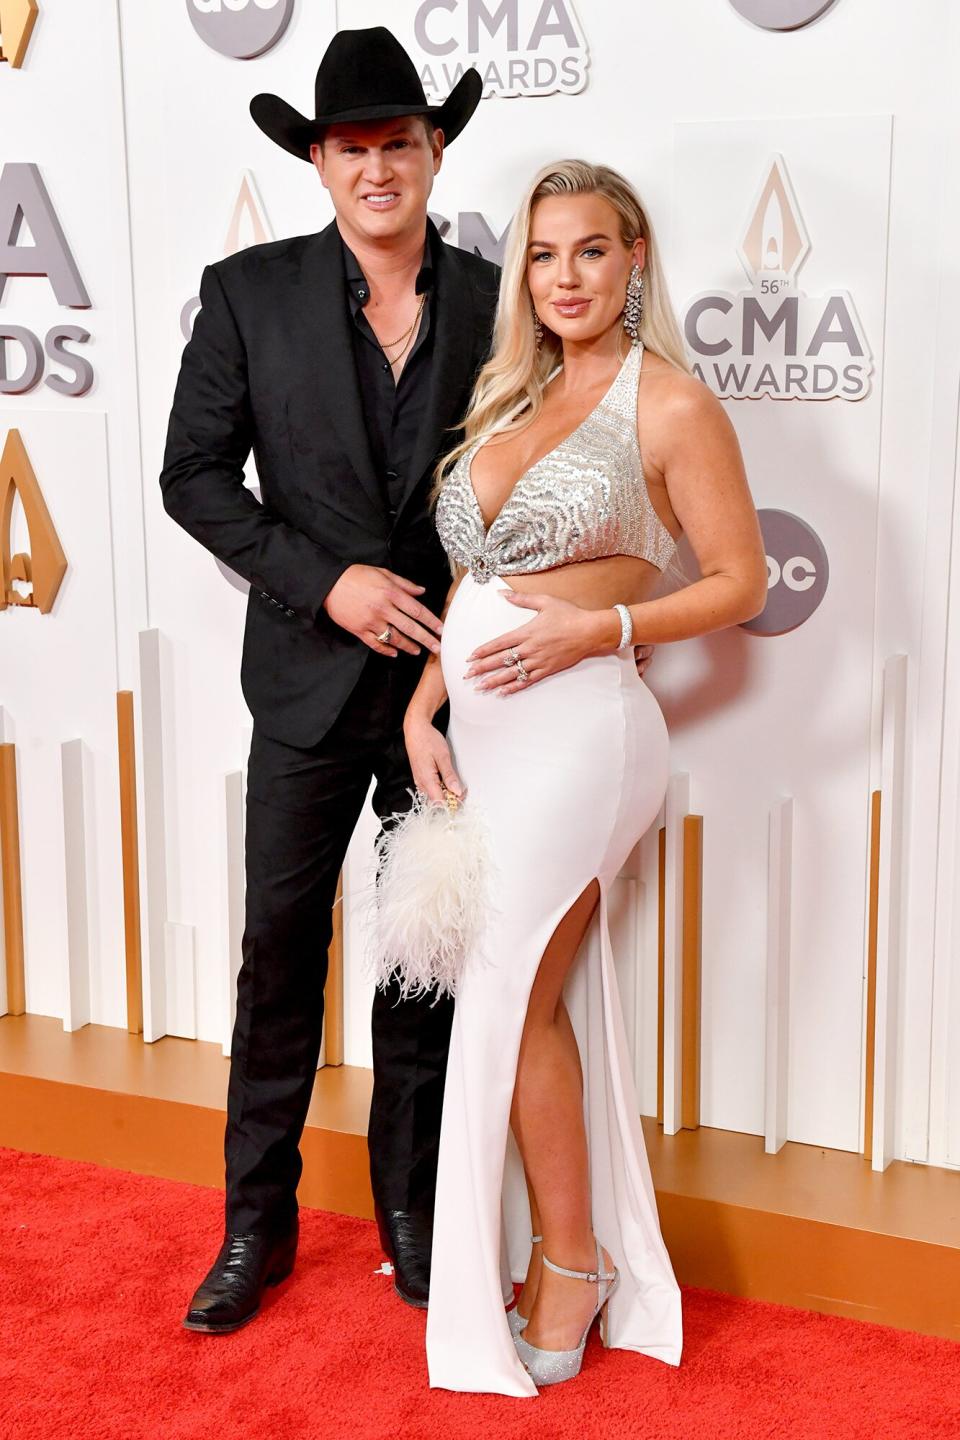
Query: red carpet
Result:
<box><xmin>2</xmin><ymin>1147</ymin><xmax>958</xmax><ymax>1440</ymax></box>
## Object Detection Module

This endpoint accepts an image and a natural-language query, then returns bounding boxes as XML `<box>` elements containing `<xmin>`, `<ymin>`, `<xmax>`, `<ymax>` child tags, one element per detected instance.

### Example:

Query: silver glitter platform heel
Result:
<box><xmin>513</xmin><ymin>1239</ymin><xmax>619</xmax><ymax>1387</ymax></box>
<box><xmin>506</xmin><ymin>1234</ymin><xmax>541</xmax><ymax>1338</ymax></box>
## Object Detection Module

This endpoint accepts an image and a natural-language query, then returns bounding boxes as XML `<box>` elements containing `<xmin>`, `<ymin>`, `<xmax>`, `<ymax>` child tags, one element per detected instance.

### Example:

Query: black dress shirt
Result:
<box><xmin>342</xmin><ymin>232</ymin><xmax>436</xmax><ymax>520</ymax></box>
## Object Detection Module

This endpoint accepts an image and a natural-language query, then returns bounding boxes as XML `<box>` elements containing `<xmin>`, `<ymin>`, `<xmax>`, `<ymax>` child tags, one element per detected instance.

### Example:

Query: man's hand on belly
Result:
<box><xmin>634</xmin><ymin>642</ymin><xmax>655</xmax><ymax>678</ymax></box>
<box><xmin>323</xmin><ymin>564</ymin><xmax>443</xmax><ymax>658</ymax></box>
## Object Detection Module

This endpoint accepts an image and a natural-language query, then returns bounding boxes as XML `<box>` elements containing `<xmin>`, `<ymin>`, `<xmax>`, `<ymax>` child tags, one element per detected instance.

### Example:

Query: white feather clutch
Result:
<box><xmin>371</xmin><ymin>787</ymin><xmax>492</xmax><ymax>1003</ymax></box>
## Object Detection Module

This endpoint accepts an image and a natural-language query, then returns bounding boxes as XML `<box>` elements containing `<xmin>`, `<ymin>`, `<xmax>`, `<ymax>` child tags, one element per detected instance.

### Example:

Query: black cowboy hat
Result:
<box><xmin>250</xmin><ymin>26</ymin><xmax>482</xmax><ymax>162</ymax></box>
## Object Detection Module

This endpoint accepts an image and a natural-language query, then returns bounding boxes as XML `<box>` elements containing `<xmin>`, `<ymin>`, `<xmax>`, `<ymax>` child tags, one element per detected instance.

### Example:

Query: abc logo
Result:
<box><xmin>740</xmin><ymin>509</ymin><xmax>829</xmax><ymax>636</ymax></box>
<box><xmin>728</xmin><ymin>0</ymin><xmax>839</xmax><ymax>30</ymax></box>
<box><xmin>186</xmin><ymin>0</ymin><xmax>294</xmax><ymax>60</ymax></box>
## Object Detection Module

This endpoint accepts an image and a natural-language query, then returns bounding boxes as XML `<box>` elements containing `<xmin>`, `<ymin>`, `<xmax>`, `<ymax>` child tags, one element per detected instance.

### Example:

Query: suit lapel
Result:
<box><xmin>397</xmin><ymin>230</ymin><xmax>479</xmax><ymax>522</ymax></box>
<box><xmin>297</xmin><ymin>223</ymin><xmax>384</xmax><ymax>516</ymax></box>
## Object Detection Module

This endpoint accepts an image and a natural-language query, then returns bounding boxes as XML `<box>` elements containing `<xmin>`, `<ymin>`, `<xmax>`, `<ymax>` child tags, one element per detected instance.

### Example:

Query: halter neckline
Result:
<box><xmin>468</xmin><ymin>343</ymin><xmax>643</xmax><ymax>538</ymax></box>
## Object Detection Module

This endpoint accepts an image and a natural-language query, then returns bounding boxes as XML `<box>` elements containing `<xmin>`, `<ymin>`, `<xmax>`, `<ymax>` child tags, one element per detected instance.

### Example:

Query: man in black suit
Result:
<box><xmin>160</xmin><ymin>27</ymin><xmax>496</xmax><ymax>1332</ymax></box>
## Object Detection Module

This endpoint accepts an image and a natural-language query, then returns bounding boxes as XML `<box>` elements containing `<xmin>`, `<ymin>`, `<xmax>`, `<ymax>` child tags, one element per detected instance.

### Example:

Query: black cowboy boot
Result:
<box><xmin>182</xmin><ymin>1220</ymin><xmax>298</xmax><ymax>1334</ymax></box>
<box><xmin>375</xmin><ymin>1202</ymin><xmax>432</xmax><ymax>1308</ymax></box>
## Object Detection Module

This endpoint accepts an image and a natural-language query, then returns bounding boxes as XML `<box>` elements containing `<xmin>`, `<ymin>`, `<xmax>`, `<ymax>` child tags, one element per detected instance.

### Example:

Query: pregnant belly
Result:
<box><xmin>441</xmin><ymin>567</ymin><xmax>654</xmax><ymax>736</ymax></box>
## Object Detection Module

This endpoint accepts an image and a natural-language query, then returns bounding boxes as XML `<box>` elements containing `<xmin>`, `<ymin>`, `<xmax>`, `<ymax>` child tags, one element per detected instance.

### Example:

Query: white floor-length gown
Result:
<box><xmin>427</xmin><ymin>344</ymin><xmax>684</xmax><ymax>1396</ymax></box>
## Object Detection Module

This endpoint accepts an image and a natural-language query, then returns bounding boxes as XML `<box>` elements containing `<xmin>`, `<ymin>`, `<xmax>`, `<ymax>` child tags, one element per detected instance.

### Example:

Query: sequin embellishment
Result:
<box><xmin>435</xmin><ymin>343</ymin><xmax>676</xmax><ymax>584</ymax></box>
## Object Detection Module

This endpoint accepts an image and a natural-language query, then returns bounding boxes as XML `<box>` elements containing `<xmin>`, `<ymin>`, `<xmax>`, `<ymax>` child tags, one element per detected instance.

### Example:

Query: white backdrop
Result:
<box><xmin>2</xmin><ymin>0</ymin><xmax>959</xmax><ymax>1170</ymax></box>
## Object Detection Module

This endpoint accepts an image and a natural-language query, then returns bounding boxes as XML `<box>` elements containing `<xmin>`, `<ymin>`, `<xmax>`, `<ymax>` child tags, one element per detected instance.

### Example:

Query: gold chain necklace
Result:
<box><xmin>376</xmin><ymin>292</ymin><xmax>426</xmax><ymax>352</ymax></box>
<box><xmin>386</xmin><ymin>319</ymin><xmax>420</xmax><ymax>369</ymax></box>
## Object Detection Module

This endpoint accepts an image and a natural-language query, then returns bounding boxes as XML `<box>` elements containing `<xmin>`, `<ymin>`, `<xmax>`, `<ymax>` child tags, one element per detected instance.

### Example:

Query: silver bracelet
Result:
<box><xmin>613</xmin><ymin>603</ymin><xmax>633</xmax><ymax>650</ymax></box>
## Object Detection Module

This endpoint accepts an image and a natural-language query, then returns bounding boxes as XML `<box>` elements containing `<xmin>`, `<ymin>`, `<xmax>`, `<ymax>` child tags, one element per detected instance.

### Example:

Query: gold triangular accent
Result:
<box><xmin>0</xmin><ymin>0</ymin><xmax>40</xmax><ymax>69</ymax></box>
<box><xmin>740</xmin><ymin>155</ymin><xmax>810</xmax><ymax>284</ymax></box>
<box><xmin>224</xmin><ymin>173</ymin><xmax>273</xmax><ymax>258</ymax></box>
<box><xmin>0</xmin><ymin>428</ymin><xmax>66</xmax><ymax>612</ymax></box>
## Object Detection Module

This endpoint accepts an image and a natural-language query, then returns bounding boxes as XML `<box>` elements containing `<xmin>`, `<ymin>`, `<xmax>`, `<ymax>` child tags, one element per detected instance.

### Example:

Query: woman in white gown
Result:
<box><xmin>401</xmin><ymin>161</ymin><xmax>767</xmax><ymax>1396</ymax></box>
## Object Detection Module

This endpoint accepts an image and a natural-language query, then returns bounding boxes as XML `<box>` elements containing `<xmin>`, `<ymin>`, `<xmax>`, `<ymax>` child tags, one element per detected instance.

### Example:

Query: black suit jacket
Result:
<box><xmin>160</xmin><ymin>219</ymin><xmax>500</xmax><ymax>748</ymax></box>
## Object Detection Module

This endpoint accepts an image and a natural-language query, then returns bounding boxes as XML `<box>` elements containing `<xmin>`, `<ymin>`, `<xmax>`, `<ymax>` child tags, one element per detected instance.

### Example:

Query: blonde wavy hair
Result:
<box><xmin>432</xmin><ymin>158</ymin><xmax>690</xmax><ymax>503</ymax></box>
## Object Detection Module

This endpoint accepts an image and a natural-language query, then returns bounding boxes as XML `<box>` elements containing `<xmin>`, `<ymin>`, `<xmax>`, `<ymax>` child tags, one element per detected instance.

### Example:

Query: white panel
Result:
<box><xmin>669</xmin><ymin>115</ymin><xmax>891</xmax><ymax>1150</ymax></box>
<box><xmin>223</xmin><ymin>768</ymin><xmax>245</xmax><ymax>1058</ymax></box>
<box><xmin>0</xmin><ymin>708</ymin><xmax>8</xmax><ymax>1016</ymax></box>
<box><xmin>342</xmin><ymin>788</ymin><xmax>380</xmax><ymax>1071</ymax></box>
<box><xmin>764</xmin><ymin>797</ymin><xmax>793</xmax><ymax>1154</ymax></box>
<box><xmin>163</xmin><ymin>921</ymin><xmax>197</xmax><ymax>1040</ymax></box>
<box><xmin>137</xmin><ymin>627</ymin><xmax>197</xmax><ymax>1040</ymax></box>
<box><xmin>0</xmin><ymin>0</ymin><xmax>150</xmax><ymax>669</ymax></box>
<box><xmin>935</xmin><ymin>399</ymin><xmax>960</xmax><ymax>1170</ymax></box>
<box><xmin>918</xmin><ymin>2</ymin><xmax>960</xmax><ymax>1174</ymax></box>
<box><xmin>661</xmin><ymin>772</ymin><xmax>689</xmax><ymax>1136</ymax></box>
<box><xmin>0</xmin><ymin>412</ymin><xmax>124</xmax><ymax>1025</ymax></box>
<box><xmin>138</xmin><ymin>628</ymin><xmax>167</xmax><ymax>1041</ymax></box>
<box><xmin>0</xmin><ymin>0</ymin><xmax>147</xmax><ymax>1034</ymax></box>
<box><xmin>60</xmin><ymin>737</ymin><xmax>93</xmax><ymax>1031</ymax></box>
<box><xmin>871</xmin><ymin>654</ymin><xmax>908</xmax><ymax>1171</ymax></box>
<box><xmin>947</xmin><ymin>860</ymin><xmax>960</xmax><ymax>1165</ymax></box>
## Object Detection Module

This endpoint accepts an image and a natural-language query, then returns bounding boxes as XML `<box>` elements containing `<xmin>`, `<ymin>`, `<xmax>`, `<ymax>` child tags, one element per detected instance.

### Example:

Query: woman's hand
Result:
<box><xmin>463</xmin><ymin>592</ymin><xmax>621</xmax><ymax>696</ymax></box>
<box><xmin>403</xmin><ymin>714</ymin><xmax>465</xmax><ymax>804</ymax></box>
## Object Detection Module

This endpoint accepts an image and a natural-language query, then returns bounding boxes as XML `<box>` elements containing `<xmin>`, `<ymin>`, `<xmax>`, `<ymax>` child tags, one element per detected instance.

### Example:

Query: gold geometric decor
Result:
<box><xmin>0</xmin><ymin>0</ymin><xmax>39</xmax><ymax>69</ymax></box>
<box><xmin>0</xmin><ymin>428</ymin><xmax>67</xmax><ymax>613</ymax></box>
<box><xmin>224</xmin><ymin>173</ymin><xmax>273</xmax><ymax>258</ymax></box>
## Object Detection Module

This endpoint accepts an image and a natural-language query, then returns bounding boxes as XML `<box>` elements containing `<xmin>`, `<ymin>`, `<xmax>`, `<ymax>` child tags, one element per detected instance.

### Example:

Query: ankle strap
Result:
<box><xmin>542</xmin><ymin>1239</ymin><xmax>615</xmax><ymax>1285</ymax></box>
<box><xmin>530</xmin><ymin>1234</ymin><xmax>543</xmax><ymax>1245</ymax></box>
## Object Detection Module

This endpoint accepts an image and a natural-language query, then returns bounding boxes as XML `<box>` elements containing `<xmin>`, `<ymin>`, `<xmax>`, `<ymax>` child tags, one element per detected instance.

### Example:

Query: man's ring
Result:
<box><xmin>377</xmin><ymin>625</ymin><xmax>393</xmax><ymax>645</ymax></box>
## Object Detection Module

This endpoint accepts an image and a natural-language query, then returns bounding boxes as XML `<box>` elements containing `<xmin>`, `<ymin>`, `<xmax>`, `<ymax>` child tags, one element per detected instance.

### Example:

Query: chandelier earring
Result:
<box><xmin>623</xmin><ymin>263</ymin><xmax>644</xmax><ymax>345</ymax></box>
<box><xmin>532</xmin><ymin>306</ymin><xmax>544</xmax><ymax>349</ymax></box>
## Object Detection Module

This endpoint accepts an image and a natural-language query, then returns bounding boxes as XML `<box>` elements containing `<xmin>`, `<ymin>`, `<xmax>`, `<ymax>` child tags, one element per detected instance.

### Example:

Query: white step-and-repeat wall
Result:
<box><xmin>3</xmin><ymin>0</ymin><xmax>959</xmax><ymax>1170</ymax></box>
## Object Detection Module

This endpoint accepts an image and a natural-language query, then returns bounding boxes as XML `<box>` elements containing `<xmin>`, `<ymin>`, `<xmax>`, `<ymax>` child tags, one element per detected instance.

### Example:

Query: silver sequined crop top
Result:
<box><xmin>435</xmin><ymin>342</ymin><xmax>676</xmax><ymax>584</ymax></box>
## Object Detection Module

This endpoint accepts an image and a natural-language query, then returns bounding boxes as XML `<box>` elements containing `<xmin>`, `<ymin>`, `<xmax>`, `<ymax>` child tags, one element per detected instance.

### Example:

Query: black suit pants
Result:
<box><xmin>224</xmin><ymin>652</ymin><xmax>453</xmax><ymax>1234</ymax></box>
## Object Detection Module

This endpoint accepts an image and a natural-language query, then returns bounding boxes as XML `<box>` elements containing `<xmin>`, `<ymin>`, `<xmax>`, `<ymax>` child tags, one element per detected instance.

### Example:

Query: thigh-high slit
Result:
<box><xmin>425</xmin><ymin>572</ymin><xmax>683</xmax><ymax>1397</ymax></box>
